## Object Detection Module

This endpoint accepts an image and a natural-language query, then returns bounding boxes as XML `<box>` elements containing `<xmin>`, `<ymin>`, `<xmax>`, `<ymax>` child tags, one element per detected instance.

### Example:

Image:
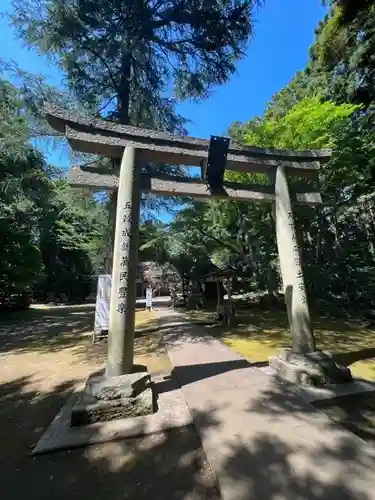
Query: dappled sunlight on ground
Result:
<box><xmin>0</xmin><ymin>306</ymin><xmax>219</xmax><ymax>499</ymax></box>
<box><xmin>0</xmin><ymin>305</ymin><xmax>170</xmax><ymax>393</ymax></box>
<box><xmin>134</xmin><ymin>309</ymin><xmax>157</xmax><ymax>326</ymax></box>
<box><xmin>183</xmin><ymin>307</ymin><xmax>375</xmax><ymax>381</ymax></box>
<box><xmin>0</xmin><ymin>374</ymin><xmax>218</xmax><ymax>500</ymax></box>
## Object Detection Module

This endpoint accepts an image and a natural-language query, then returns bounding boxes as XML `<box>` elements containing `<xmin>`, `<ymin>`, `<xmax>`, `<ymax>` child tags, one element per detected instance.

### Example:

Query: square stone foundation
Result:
<box><xmin>269</xmin><ymin>348</ymin><xmax>352</xmax><ymax>387</ymax></box>
<box><xmin>32</xmin><ymin>372</ymin><xmax>193</xmax><ymax>455</ymax></box>
<box><xmin>71</xmin><ymin>367</ymin><xmax>154</xmax><ymax>426</ymax></box>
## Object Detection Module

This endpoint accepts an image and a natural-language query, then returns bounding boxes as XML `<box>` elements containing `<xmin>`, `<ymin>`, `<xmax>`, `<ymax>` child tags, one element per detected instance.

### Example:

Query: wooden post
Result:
<box><xmin>106</xmin><ymin>146</ymin><xmax>141</xmax><ymax>376</ymax></box>
<box><xmin>274</xmin><ymin>165</ymin><xmax>316</xmax><ymax>354</ymax></box>
<box><xmin>216</xmin><ymin>278</ymin><xmax>222</xmax><ymax>320</ymax></box>
<box><xmin>227</xmin><ymin>278</ymin><xmax>233</xmax><ymax>313</ymax></box>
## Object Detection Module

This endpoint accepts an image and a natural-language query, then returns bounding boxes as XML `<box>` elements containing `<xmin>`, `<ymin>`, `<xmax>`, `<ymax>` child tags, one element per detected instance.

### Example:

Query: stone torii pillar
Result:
<box><xmin>274</xmin><ymin>165</ymin><xmax>315</xmax><ymax>354</ymax></box>
<box><xmin>268</xmin><ymin>165</ymin><xmax>352</xmax><ymax>386</ymax></box>
<box><xmin>107</xmin><ymin>146</ymin><xmax>141</xmax><ymax>376</ymax></box>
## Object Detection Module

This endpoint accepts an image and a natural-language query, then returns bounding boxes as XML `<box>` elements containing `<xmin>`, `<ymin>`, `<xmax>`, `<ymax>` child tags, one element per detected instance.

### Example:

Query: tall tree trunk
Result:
<box><xmin>315</xmin><ymin>207</ymin><xmax>323</xmax><ymax>263</ymax></box>
<box><xmin>117</xmin><ymin>54</ymin><xmax>131</xmax><ymax>125</ymax></box>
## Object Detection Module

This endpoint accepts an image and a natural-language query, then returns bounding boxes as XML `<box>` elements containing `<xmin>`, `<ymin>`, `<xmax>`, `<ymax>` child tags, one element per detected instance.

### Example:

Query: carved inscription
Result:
<box><xmin>122</xmin><ymin>214</ymin><xmax>132</xmax><ymax>224</ymax></box>
<box><xmin>287</xmin><ymin>210</ymin><xmax>307</xmax><ymax>304</ymax></box>
<box><xmin>116</xmin><ymin>202</ymin><xmax>133</xmax><ymax>313</ymax></box>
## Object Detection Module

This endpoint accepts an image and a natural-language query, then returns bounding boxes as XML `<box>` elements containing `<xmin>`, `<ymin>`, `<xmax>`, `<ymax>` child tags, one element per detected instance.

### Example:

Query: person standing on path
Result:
<box><xmin>146</xmin><ymin>284</ymin><xmax>153</xmax><ymax>311</ymax></box>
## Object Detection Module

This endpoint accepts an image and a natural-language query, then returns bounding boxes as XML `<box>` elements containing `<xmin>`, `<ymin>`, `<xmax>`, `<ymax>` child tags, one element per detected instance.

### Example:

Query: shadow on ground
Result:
<box><xmin>237</xmin><ymin>376</ymin><xmax>375</xmax><ymax>499</ymax></box>
<box><xmin>2</xmin><ymin>368</ymin><xmax>373</xmax><ymax>500</ymax></box>
<box><xmin>0</xmin><ymin>305</ymin><xmax>176</xmax><ymax>382</ymax></box>
<box><xmin>4</xmin><ymin>302</ymin><xmax>375</xmax><ymax>372</ymax></box>
<box><xmin>314</xmin><ymin>391</ymin><xmax>375</xmax><ymax>445</ymax></box>
<box><xmin>0</xmin><ymin>305</ymin><xmax>178</xmax><ymax>361</ymax></box>
<box><xmin>157</xmin><ymin>348</ymin><xmax>375</xmax><ymax>498</ymax></box>
<box><xmin>2</xmin><ymin>310</ymin><xmax>375</xmax><ymax>499</ymax></box>
<box><xmin>0</xmin><ymin>376</ymin><xmax>220</xmax><ymax>500</ymax></box>
<box><xmin>0</xmin><ymin>305</ymin><xmax>95</xmax><ymax>354</ymax></box>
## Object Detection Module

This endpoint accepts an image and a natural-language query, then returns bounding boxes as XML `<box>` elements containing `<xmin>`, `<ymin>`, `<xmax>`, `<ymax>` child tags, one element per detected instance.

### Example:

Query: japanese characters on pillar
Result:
<box><xmin>116</xmin><ymin>202</ymin><xmax>132</xmax><ymax>314</ymax></box>
<box><xmin>106</xmin><ymin>145</ymin><xmax>141</xmax><ymax>376</ymax></box>
<box><xmin>287</xmin><ymin>212</ymin><xmax>308</xmax><ymax>305</ymax></box>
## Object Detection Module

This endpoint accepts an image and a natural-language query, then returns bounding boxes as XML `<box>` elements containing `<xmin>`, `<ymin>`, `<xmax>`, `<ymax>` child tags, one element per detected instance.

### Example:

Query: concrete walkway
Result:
<box><xmin>160</xmin><ymin>311</ymin><xmax>375</xmax><ymax>500</ymax></box>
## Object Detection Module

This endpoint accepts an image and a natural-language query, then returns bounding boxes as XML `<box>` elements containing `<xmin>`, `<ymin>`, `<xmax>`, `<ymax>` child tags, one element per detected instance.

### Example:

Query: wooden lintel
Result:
<box><xmin>68</xmin><ymin>166</ymin><xmax>322</xmax><ymax>205</ymax></box>
<box><xmin>65</xmin><ymin>127</ymin><xmax>321</xmax><ymax>177</ymax></box>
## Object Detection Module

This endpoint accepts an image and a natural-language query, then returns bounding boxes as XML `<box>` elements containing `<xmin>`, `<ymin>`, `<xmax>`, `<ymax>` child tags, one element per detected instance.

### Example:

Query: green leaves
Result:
<box><xmin>240</xmin><ymin>96</ymin><xmax>359</xmax><ymax>151</ymax></box>
<box><xmin>136</xmin><ymin>1</ymin><xmax>375</xmax><ymax>310</ymax></box>
<box><xmin>0</xmin><ymin>77</ymin><xmax>108</xmax><ymax>299</ymax></box>
<box><xmin>225</xmin><ymin>64</ymin><xmax>375</xmax><ymax>307</ymax></box>
<box><xmin>309</xmin><ymin>2</ymin><xmax>375</xmax><ymax>106</ymax></box>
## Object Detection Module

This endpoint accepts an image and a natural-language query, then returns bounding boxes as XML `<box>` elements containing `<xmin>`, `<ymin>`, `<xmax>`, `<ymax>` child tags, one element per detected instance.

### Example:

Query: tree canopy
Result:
<box><xmin>154</xmin><ymin>0</ymin><xmax>375</xmax><ymax>313</ymax></box>
<box><xmin>4</xmin><ymin>0</ymin><xmax>375</xmax><ymax>317</ymax></box>
<box><xmin>10</xmin><ymin>0</ymin><xmax>260</xmax><ymax>127</ymax></box>
<box><xmin>0</xmin><ymin>77</ymin><xmax>107</xmax><ymax>301</ymax></box>
<box><xmin>1</xmin><ymin>0</ymin><xmax>264</xmax><ymax>303</ymax></box>
<box><xmin>7</xmin><ymin>0</ymin><xmax>264</xmax><ymax>237</ymax></box>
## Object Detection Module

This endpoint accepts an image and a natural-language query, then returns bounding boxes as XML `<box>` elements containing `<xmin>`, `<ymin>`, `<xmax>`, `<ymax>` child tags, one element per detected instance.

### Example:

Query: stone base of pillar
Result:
<box><xmin>269</xmin><ymin>348</ymin><xmax>352</xmax><ymax>387</ymax></box>
<box><xmin>70</xmin><ymin>367</ymin><xmax>155</xmax><ymax>426</ymax></box>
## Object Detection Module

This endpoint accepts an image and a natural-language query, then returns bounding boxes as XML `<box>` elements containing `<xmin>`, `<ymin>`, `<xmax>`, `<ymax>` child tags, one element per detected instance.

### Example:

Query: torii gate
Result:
<box><xmin>46</xmin><ymin>106</ymin><xmax>352</xmax><ymax>387</ymax></box>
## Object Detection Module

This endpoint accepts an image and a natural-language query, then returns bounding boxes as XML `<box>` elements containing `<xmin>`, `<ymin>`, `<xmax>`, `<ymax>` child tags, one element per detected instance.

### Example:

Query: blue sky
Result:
<box><xmin>0</xmin><ymin>0</ymin><xmax>327</xmax><ymax>170</ymax></box>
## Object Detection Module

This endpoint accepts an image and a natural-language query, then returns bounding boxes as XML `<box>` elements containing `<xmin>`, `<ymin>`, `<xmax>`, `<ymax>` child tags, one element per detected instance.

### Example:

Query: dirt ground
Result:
<box><xmin>0</xmin><ymin>305</ymin><xmax>220</xmax><ymax>500</ymax></box>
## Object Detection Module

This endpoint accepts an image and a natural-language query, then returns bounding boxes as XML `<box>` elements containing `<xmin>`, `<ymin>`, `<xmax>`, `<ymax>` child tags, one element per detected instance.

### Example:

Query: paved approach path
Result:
<box><xmin>158</xmin><ymin>310</ymin><xmax>375</xmax><ymax>500</ymax></box>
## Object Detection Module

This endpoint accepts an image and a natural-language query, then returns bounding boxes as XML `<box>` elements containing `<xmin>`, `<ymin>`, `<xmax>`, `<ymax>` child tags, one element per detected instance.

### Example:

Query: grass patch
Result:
<box><xmin>183</xmin><ymin>307</ymin><xmax>375</xmax><ymax>381</ymax></box>
<box><xmin>134</xmin><ymin>309</ymin><xmax>156</xmax><ymax>327</ymax></box>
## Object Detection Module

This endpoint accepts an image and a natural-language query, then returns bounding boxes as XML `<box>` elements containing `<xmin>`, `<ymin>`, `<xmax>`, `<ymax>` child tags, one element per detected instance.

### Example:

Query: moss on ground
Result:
<box><xmin>183</xmin><ymin>308</ymin><xmax>375</xmax><ymax>381</ymax></box>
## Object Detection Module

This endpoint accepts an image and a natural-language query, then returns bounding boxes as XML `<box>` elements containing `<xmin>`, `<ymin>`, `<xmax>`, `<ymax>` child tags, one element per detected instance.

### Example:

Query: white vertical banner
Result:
<box><xmin>94</xmin><ymin>275</ymin><xmax>112</xmax><ymax>332</ymax></box>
